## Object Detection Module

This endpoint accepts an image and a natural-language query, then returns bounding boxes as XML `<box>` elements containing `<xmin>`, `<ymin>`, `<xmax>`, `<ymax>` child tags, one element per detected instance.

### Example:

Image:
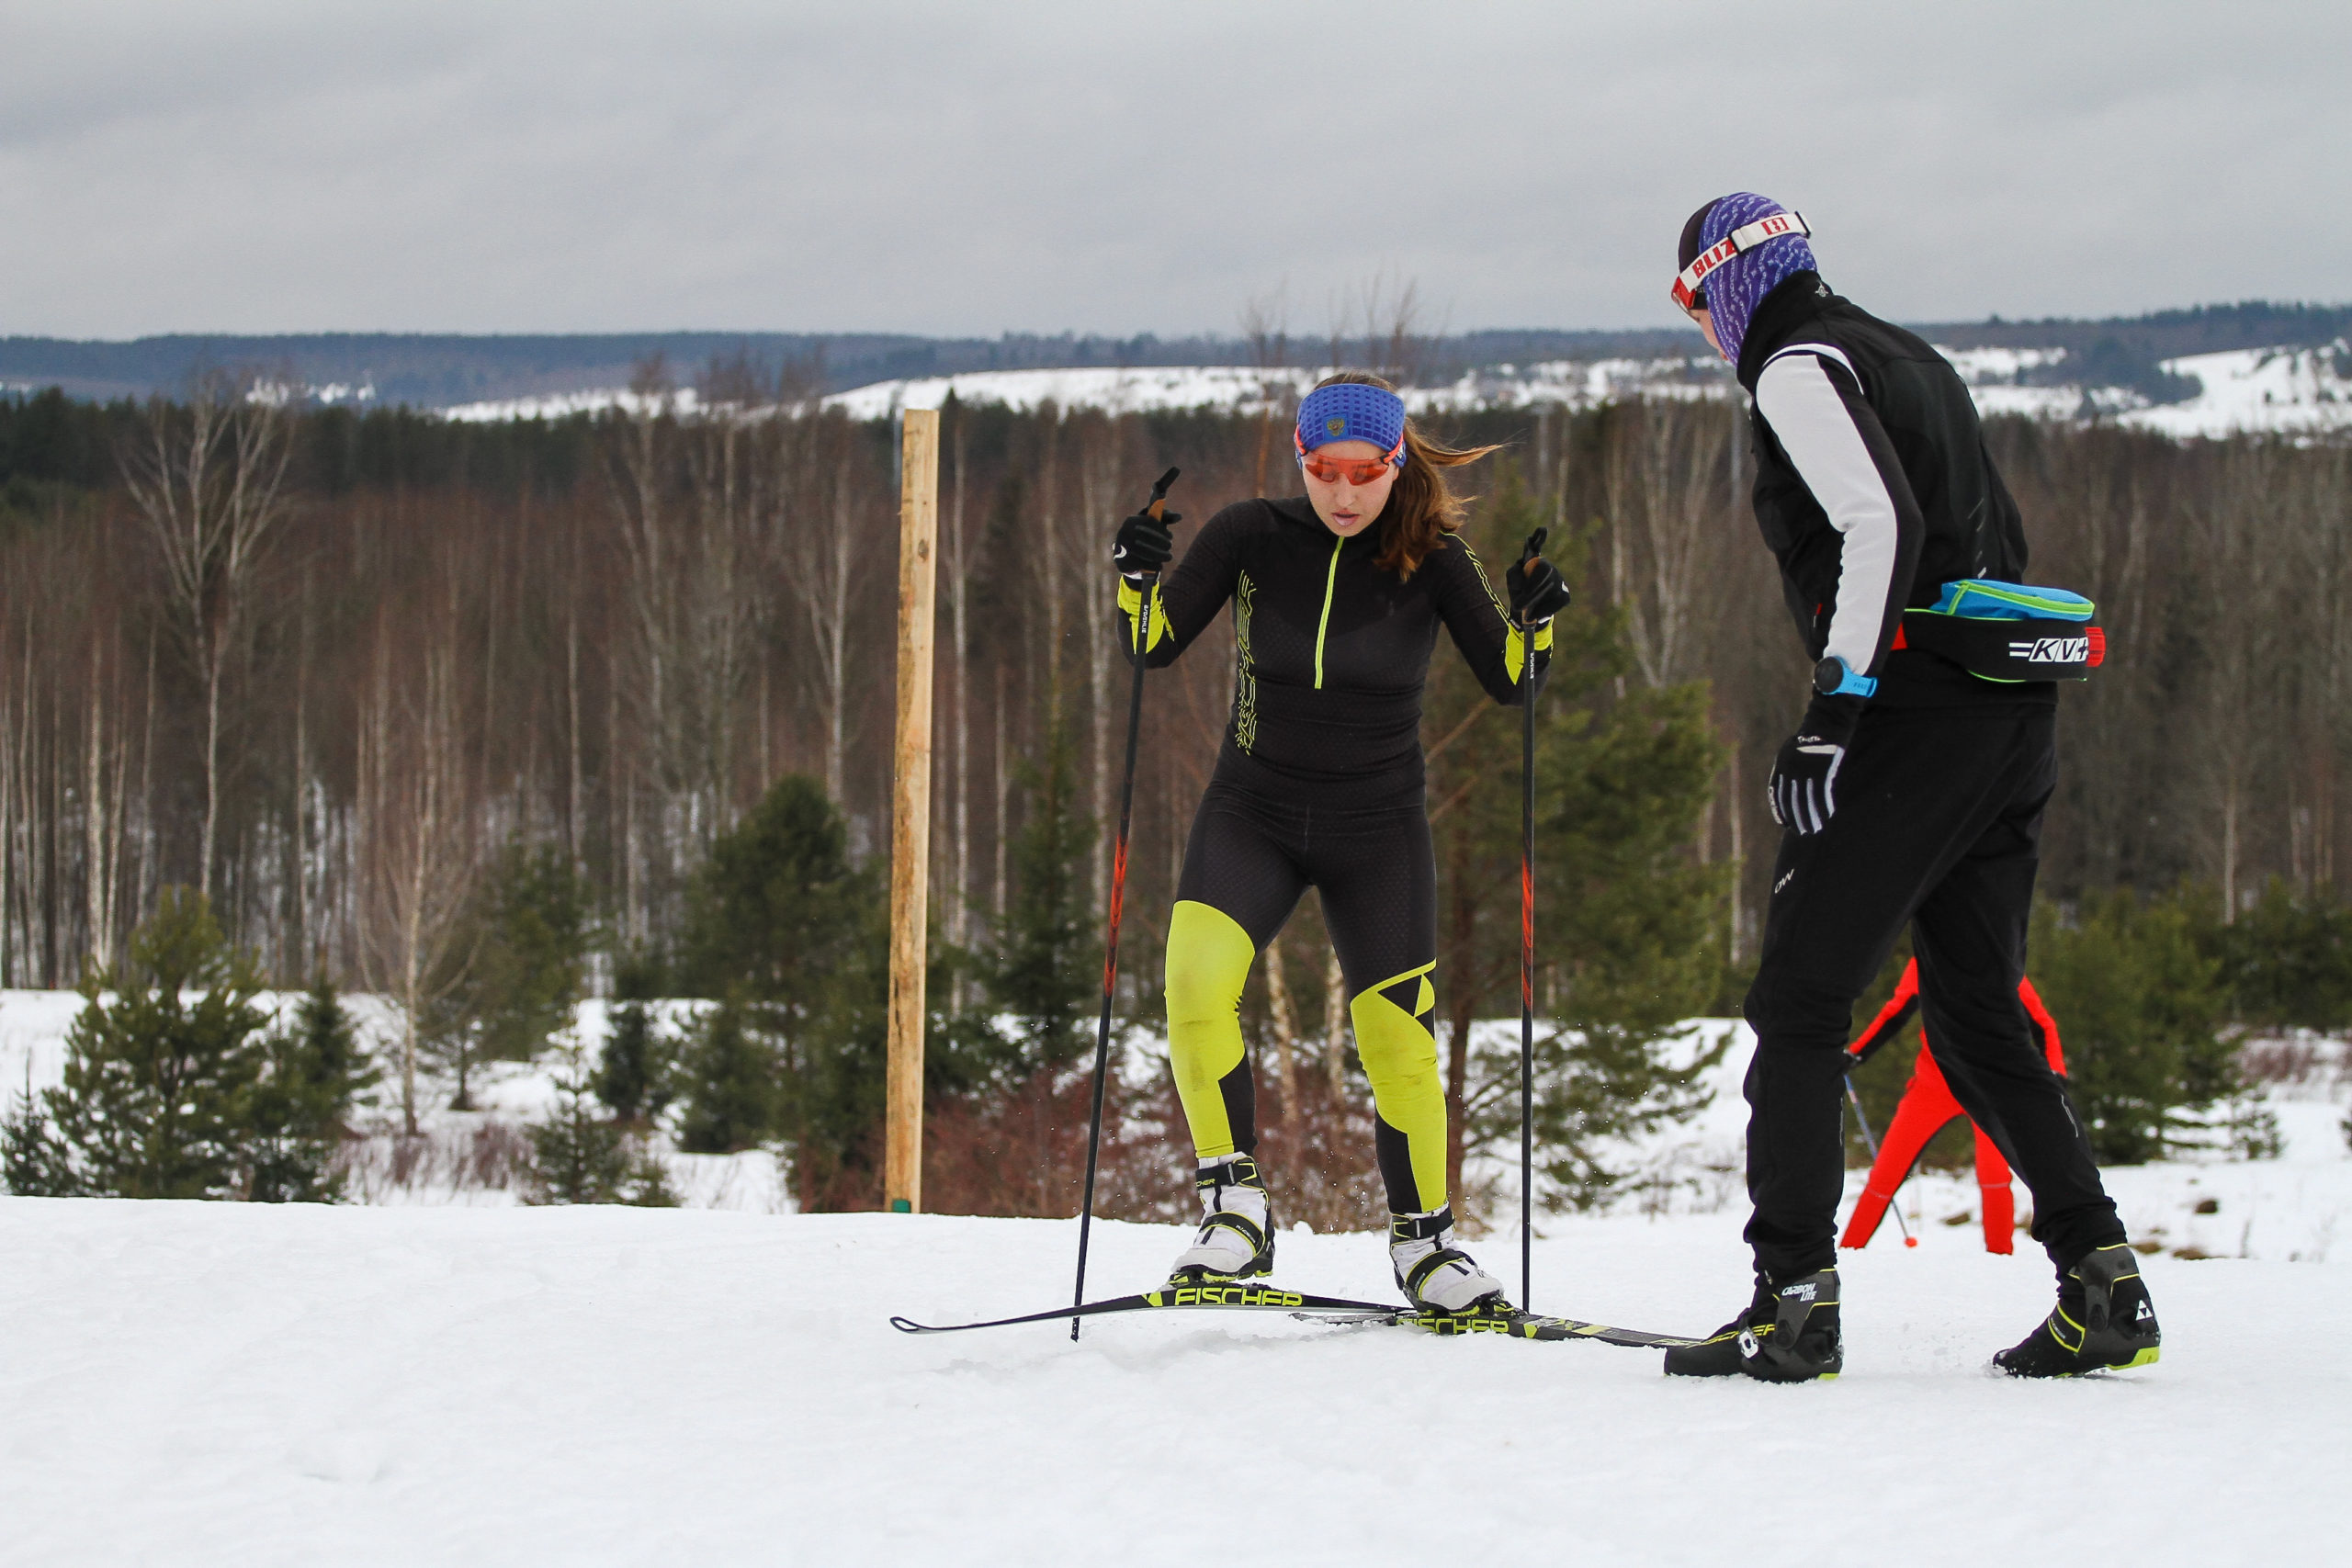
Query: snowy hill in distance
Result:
<box><xmin>444</xmin><ymin>338</ymin><xmax>2352</xmax><ymax>437</ymax></box>
<box><xmin>8</xmin><ymin>302</ymin><xmax>2349</xmax><ymax>437</ymax></box>
<box><xmin>818</xmin><ymin>343</ymin><xmax>2352</xmax><ymax>437</ymax></box>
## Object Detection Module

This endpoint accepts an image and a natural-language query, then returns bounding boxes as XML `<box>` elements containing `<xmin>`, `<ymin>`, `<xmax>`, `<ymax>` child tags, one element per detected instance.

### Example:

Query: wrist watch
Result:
<box><xmin>1813</xmin><ymin>655</ymin><xmax>1878</xmax><ymax>699</ymax></box>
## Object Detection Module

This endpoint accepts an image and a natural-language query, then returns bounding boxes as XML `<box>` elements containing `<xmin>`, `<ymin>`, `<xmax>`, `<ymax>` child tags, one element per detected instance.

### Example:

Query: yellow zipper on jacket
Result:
<box><xmin>1314</xmin><ymin>535</ymin><xmax>1343</xmax><ymax>689</ymax></box>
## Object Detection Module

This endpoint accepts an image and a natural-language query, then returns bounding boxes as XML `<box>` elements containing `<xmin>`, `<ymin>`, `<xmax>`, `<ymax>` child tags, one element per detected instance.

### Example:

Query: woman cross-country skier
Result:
<box><xmin>1107</xmin><ymin>373</ymin><xmax>1567</xmax><ymax>1313</ymax></box>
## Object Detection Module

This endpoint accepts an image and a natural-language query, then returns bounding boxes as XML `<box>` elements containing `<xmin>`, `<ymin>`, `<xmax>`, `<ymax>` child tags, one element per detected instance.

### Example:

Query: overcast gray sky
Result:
<box><xmin>2</xmin><ymin>1</ymin><xmax>2343</xmax><ymax>339</ymax></box>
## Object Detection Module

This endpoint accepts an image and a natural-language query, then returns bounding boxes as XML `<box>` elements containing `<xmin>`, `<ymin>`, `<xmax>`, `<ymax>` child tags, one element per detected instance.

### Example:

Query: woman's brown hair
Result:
<box><xmin>1309</xmin><ymin>370</ymin><xmax>1501</xmax><ymax>580</ymax></box>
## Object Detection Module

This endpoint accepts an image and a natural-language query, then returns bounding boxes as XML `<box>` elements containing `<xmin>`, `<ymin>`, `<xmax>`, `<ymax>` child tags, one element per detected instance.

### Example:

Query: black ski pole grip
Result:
<box><xmin>1516</xmin><ymin>526</ymin><xmax>1550</xmax><ymax>628</ymax></box>
<box><xmin>1146</xmin><ymin>467</ymin><xmax>1181</xmax><ymax>520</ymax></box>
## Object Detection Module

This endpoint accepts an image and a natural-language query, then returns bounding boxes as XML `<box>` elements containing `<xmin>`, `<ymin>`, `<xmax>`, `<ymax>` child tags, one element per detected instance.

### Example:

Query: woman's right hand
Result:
<box><xmin>1112</xmin><ymin>508</ymin><xmax>1178</xmax><ymax>576</ymax></box>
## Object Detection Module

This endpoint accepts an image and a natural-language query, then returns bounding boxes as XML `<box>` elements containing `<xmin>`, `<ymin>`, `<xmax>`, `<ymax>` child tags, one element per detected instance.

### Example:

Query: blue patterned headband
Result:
<box><xmin>1295</xmin><ymin>382</ymin><xmax>1407</xmax><ymax>466</ymax></box>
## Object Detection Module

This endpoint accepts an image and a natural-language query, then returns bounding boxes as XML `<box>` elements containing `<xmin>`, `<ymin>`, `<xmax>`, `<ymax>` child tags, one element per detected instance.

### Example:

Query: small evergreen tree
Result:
<box><xmin>594</xmin><ymin>1001</ymin><xmax>674</xmax><ymax>1127</ymax></box>
<box><xmin>678</xmin><ymin>776</ymin><xmax>867</xmax><ymax>1030</ymax></box>
<box><xmin>775</xmin><ymin>905</ymin><xmax>889</xmax><ymax>1204</ymax></box>
<box><xmin>673</xmin><ymin>773</ymin><xmax>1002</xmax><ymax>1206</ymax></box>
<box><xmin>429</xmin><ymin>844</ymin><xmax>594</xmax><ymax>1107</ymax></box>
<box><xmin>593</xmin><ymin>951</ymin><xmax>673</xmax><ymax>1126</ymax></box>
<box><xmin>4</xmin><ymin>890</ymin><xmax>273</xmax><ymax>1199</ymax></box>
<box><xmin>2031</xmin><ymin>888</ymin><xmax>2245</xmax><ymax>1163</ymax></box>
<box><xmin>286</xmin><ymin>977</ymin><xmax>378</xmax><ymax>1128</ymax></box>
<box><xmin>527</xmin><ymin>1041</ymin><xmax>674</xmax><ymax>1206</ymax></box>
<box><xmin>242</xmin><ymin>979</ymin><xmax>379</xmax><ymax>1202</ymax></box>
<box><xmin>674</xmin><ymin>996</ymin><xmax>779</xmax><ymax>1155</ymax></box>
<box><xmin>2214</xmin><ymin>879</ymin><xmax>2352</xmax><ymax>1032</ymax></box>
<box><xmin>985</xmin><ymin>721</ymin><xmax>1095</xmax><ymax>1073</ymax></box>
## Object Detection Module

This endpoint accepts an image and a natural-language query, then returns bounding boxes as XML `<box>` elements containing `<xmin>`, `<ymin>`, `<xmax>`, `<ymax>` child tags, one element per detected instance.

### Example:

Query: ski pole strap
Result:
<box><xmin>1896</xmin><ymin>580</ymin><xmax>2104</xmax><ymax>682</ymax></box>
<box><xmin>1117</xmin><ymin>576</ymin><xmax>1170</xmax><ymax>656</ymax></box>
<box><xmin>1507</xmin><ymin>619</ymin><xmax>1554</xmax><ymax>684</ymax></box>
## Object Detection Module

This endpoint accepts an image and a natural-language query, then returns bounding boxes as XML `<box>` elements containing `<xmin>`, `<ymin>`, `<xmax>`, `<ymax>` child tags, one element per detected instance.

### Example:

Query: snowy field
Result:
<box><xmin>3</xmin><ymin>993</ymin><xmax>2348</xmax><ymax>1562</ymax></box>
<box><xmin>3</xmin><ymin>1195</ymin><xmax>2346</xmax><ymax>1565</ymax></box>
<box><xmin>2125</xmin><ymin>344</ymin><xmax>2352</xmax><ymax>439</ymax></box>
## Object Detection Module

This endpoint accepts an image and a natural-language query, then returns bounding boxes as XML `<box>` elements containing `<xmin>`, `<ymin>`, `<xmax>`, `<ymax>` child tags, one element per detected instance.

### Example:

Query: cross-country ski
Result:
<box><xmin>890</xmin><ymin>1279</ymin><xmax>1703</xmax><ymax>1348</ymax></box>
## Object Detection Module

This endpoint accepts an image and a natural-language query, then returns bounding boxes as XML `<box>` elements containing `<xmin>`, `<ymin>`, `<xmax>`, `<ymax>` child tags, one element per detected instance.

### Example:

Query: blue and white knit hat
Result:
<box><xmin>1295</xmin><ymin>381</ymin><xmax>1407</xmax><ymax>465</ymax></box>
<box><xmin>1674</xmin><ymin>193</ymin><xmax>1816</xmax><ymax>366</ymax></box>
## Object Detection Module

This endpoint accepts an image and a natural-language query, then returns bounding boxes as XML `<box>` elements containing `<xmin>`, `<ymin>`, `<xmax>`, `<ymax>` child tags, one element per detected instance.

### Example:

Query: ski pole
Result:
<box><xmin>1071</xmin><ymin>465</ymin><xmax>1181</xmax><ymax>1340</ymax></box>
<box><xmin>1515</xmin><ymin>528</ymin><xmax>1550</xmax><ymax>1313</ymax></box>
<box><xmin>1843</xmin><ymin>1072</ymin><xmax>1914</xmax><ymax>1247</ymax></box>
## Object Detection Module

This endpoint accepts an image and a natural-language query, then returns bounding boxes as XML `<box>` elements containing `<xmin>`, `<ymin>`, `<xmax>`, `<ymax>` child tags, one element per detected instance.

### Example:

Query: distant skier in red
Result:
<box><xmin>1839</xmin><ymin>958</ymin><xmax>2066</xmax><ymax>1255</ymax></box>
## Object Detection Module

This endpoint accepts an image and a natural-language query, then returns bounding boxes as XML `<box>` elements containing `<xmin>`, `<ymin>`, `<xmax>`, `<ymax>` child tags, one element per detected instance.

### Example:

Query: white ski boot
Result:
<box><xmin>1169</xmin><ymin>1155</ymin><xmax>1274</xmax><ymax>1281</ymax></box>
<box><xmin>1390</xmin><ymin>1206</ymin><xmax>1506</xmax><ymax>1314</ymax></box>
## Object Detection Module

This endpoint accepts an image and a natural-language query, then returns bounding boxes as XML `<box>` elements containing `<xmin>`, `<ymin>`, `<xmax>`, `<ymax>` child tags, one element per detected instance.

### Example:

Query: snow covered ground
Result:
<box><xmin>4</xmin><ymin>1189</ymin><xmax>2346</xmax><ymax>1563</ymax></box>
<box><xmin>440</xmin><ymin>386</ymin><xmax>711</xmax><ymax>423</ymax></box>
<box><xmin>3</xmin><ymin>995</ymin><xmax>2346</xmax><ymax>1562</ymax></box>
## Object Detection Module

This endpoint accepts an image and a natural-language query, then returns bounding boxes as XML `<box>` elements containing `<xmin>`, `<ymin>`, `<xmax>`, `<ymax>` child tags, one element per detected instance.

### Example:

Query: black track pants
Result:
<box><xmin>1741</xmin><ymin>700</ymin><xmax>2122</xmax><ymax>1279</ymax></box>
<box><xmin>1165</xmin><ymin>776</ymin><xmax>1446</xmax><ymax>1213</ymax></box>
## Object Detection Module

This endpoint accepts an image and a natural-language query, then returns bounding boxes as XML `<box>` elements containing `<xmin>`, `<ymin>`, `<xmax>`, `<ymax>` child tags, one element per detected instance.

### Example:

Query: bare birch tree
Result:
<box><xmin>120</xmin><ymin>371</ymin><xmax>294</xmax><ymax>897</ymax></box>
<box><xmin>354</xmin><ymin>599</ymin><xmax>481</xmax><ymax>1135</ymax></box>
<box><xmin>783</xmin><ymin>412</ymin><xmax>865</xmax><ymax>802</ymax></box>
<box><xmin>1603</xmin><ymin>400</ymin><xmax>1731</xmax><ymax>691</ymax></box>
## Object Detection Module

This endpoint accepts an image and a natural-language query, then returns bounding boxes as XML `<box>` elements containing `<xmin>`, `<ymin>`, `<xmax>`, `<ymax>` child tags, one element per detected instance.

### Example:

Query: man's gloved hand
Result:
<box><xmin>1112</xmin><ymin>508</ymin><xmax>1178</xmax><ymax>576</ymax></box>
<box><xmin>1770</xmin><ymin>694</ymin><xmax>1863</xmax><ymax>836</ymax></box>
<box><xmin>1507</xmin><ymin>528</ymin><xmax>1570</xmax><ymax>625</ymax></box>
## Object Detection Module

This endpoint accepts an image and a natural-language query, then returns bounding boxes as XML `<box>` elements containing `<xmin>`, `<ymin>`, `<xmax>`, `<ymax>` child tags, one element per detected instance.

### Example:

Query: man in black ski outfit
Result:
<box><xmin>1657</xmin><ymin>193</ymin><xmax>2161</xmax><ymax>1382</ymax></box>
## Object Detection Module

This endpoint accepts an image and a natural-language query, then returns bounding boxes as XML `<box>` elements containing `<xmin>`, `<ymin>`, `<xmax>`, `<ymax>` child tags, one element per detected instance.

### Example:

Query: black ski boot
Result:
<box><xmin>1994</xmin><ymin>1242</ymin><xmax>2161</xmax><ymax>1377</ymax></box>
<box><xmin>1168</xmin><ymin>1155</ymin><xmax>1274</xmax><ymax>1282</ymax></box>
<box><xmin>1662</xmin><ymin>1268</ymin><xmax>1842</xmax><ymax>1382</ymax></box>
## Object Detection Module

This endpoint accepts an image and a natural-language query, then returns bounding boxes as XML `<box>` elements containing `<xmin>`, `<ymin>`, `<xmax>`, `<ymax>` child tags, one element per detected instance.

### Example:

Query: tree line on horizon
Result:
<box><xmin>0</xmin><ymin>363</ymin><xmax>2344</xmax><ymax>1213</ymax></box>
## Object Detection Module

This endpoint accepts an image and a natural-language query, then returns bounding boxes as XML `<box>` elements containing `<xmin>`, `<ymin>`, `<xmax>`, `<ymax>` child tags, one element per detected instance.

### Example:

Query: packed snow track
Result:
<box><xmin>1</xmin><ymin>1199</ymin><xmax>2340</xmax><ymax>1565</ymax></box>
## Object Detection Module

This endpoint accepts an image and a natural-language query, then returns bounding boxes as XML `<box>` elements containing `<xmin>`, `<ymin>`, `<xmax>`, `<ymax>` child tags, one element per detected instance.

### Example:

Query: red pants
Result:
<box><xmin>1841</xmin><ymin>1043</ymin><xmax>2017</xmax><ymax>1253</ymax></box>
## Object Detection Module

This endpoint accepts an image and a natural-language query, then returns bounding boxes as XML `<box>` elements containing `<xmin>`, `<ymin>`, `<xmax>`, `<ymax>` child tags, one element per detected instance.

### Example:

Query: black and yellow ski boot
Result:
<box><xmin>1994</xmin><ymin>1242</ymin><xmax>2161</xmax><ymax>1377</ymax></box>
<box><xmin>1168</xmin><ymin>1155</ymin><xmax>1274</xmax><ymax>1282</ymax></box>
<box><xmin>1663</xmin><ymin>1268</ymin><xmax>1842</xmax><ymax>1382</ymax></box>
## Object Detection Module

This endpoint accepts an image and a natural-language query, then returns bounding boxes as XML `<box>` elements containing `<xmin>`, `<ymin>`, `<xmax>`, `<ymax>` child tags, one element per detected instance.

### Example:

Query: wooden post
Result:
<box><xmin>886</xmin><ymin>408</ymin><xmax>941</xmax><ymax>1213</ymax></box>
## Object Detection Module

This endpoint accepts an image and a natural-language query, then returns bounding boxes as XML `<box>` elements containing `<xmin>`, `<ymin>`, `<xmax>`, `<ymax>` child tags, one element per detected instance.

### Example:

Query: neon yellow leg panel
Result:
<box><xmin>1351</xmin><ymin>964</ymin><xmax>1450</xmax><ymax>1212</ymax></box>
<box><xmin>1165</xmin><ymin>899</ymin><xmax>1258</xmax><ymax>1160</ymax></box>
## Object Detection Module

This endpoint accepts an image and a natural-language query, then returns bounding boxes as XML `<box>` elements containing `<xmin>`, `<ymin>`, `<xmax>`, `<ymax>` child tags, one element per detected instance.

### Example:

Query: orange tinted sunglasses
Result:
<box><xmin>1299</xmin><ymin>451</ymin><xmax>1398</xmax><ymax>486</ymax></box>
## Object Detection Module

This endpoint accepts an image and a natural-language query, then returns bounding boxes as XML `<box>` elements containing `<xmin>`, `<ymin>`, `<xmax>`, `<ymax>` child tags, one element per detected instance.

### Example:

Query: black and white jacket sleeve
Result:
<box><xmin>1752</xmin><ymin>346</ymin><xmax>1925</xmax><ymax>678</ymax></box>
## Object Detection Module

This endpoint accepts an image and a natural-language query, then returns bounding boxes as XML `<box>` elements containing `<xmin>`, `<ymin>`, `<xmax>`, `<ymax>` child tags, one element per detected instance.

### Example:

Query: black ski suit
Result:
<box><xmin>1118</xmin><ymin>495</ymin><xmax>1548</xmax><ymax>1215</ymax></box>
<box><xmin>1733</xmin><ymin>273</ymin><xmax>2124</xmax><ymax>1280</ymax></box>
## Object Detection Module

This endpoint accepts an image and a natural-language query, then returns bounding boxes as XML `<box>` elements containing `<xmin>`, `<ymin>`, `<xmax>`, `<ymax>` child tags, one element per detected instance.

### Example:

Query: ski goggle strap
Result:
<box><xmin>1671</xmin><ymin>210</ymin><xmax>1811</xmax><ymax>310</ymax></box>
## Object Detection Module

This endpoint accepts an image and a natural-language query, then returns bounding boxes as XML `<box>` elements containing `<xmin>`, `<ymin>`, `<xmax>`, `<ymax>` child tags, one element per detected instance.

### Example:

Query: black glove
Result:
<box><xmin>1506</xmin><ymin>528</ymin><xmax>1570</xmax><ymax>625</ymax></box>
<box><xmin>1769</xmin><ymin>694</ymin><xmax>1863</xmax><ymax>836</ymax></box>
<box><xmin>1112</xmin><ymin>508</ymin><xmax>1178</xmax><ymax>576</ymax></box>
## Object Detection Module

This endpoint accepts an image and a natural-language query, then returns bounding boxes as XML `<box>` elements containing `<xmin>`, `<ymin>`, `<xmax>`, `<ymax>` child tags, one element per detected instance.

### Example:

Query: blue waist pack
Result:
<box><xmin>1898</xmin><ymin>580</ymin><xmax>2104</xmax><ymax>682</ymax></box>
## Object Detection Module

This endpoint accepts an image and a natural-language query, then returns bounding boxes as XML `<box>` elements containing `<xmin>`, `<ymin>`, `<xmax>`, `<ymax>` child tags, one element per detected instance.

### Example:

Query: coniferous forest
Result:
<box><xmin>1</xmin><ymin>367</ymin><xmax>2347</xmax><ymax>1213</ymax></box>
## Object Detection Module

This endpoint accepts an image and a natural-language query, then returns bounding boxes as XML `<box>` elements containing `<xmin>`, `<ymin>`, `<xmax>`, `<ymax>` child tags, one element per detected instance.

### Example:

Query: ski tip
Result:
<box><xmin>888</xmin><ymin>1315</ymin><xmax>930</xmax><ymax>1334</ymax></box>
